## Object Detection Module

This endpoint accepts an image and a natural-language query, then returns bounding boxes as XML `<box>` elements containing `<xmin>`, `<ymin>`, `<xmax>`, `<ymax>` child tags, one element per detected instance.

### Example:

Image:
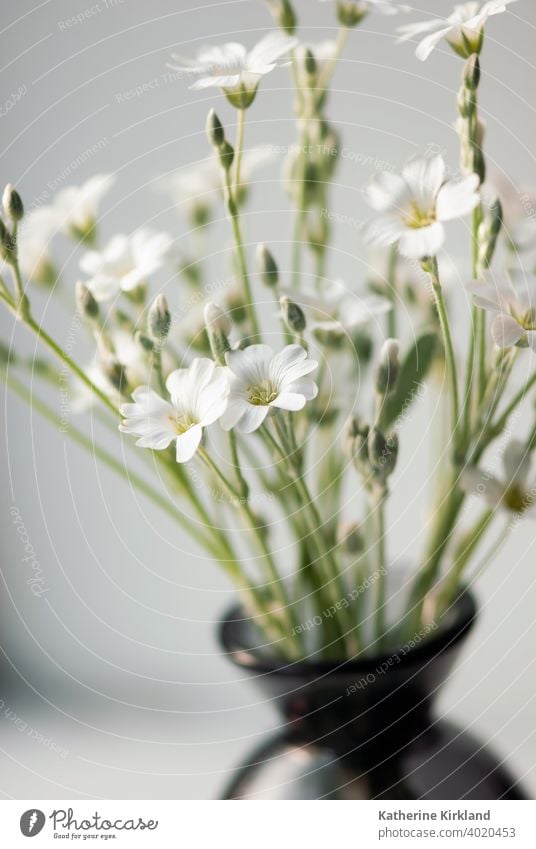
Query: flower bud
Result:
<box><xmin>368</xmin><ymin>427</ymin><xmax>399</xmax><ymax>484</ymax></box>
<box><xmin>226</xmin><ymin>289</ymin><xmax>248</xmax><ymax>325</ymax></box>
<box><xmin>206</xmin><ymin>109</ymin><xmax>225</xmax><ymax>148</ymax></box>
<box><xmin>256</xmin><ymin>244</ymin><xmax>279</xmax><ymax>288</ymax></box>
<box><xmin>266</xmin><ymin>0</ymin><xmax>297</xmax><ymax>35</ymax></box>
<box><xmin>135</xmin><ymin>331</ymin><xmax>155</xmax><ymax>353</ymax></box>
<box><xmin>478</xmin><ymin>197</ymin><xmax>502</xmax><ymax>270</ymax></box>
<box><xmin>337</xmin><ymin>521</ymin><xmax>364</xmax><ymax>555</ymax></box>
<box><xmin>75</xmin><ymin>281</ymin><xmax>99</xmax><ymax>321</ymax></box>
<box><xmin>2</xmin><ymin>184</ymin><xmax>24</xmax><ymax>223</ymax></box>
<box><xmin>103</xmin><ymin>359</ymin><xmax>127</xmax><ymax>393</ymax></box>
<box><xmin>218</xmin><ymin>140</ymin><xmax>235</xmax><ymax>172</ymax></box>
<box><xmin>280</xmin><ymin>295</ymin><xmax>306</xmax><ymax>334</ymax></box>
<box><xmin>204</xmin><ymin>301</ymin><xmax>231</xmax><ymax>363</ymax></box>
<box><xmin>302</xmin><ymin>47</ymin><xmax>317</xmax><ymax>80</ymax></box>
<box><xmin>376</xmin><ymin>338</ymin><xmax>400</xmax><ymax>395</ymax></box>
<box><xmin>148</xmin><ymin>294</ymin><xmax>171</xmax><ymax>343</ymax></box>
<box><xmin>0</xmin><ymin>218</ymin><xmax>16</xmax><ymax>264</ymax></box>
<box><xmin>204</xmin><ymin>301</ymin><xmax>231</xmax><ymax>337</ymax></box>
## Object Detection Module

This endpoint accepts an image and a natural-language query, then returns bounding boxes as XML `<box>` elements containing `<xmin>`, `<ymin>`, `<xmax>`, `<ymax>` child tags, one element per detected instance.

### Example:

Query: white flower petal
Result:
<box><xmin>415</xmin><ymin>25</ymin><xmax>454</xmax><ymax>61</ymax></box>
<box><xmin>363</xmin><ymin>213</ymin><xmax>405</xmax><ymax>248</ymax></box>
<box><xmin>175</xmin><ymin>424</ymin><xmax>203</xmax><ymax>463</ymax></box>
<box><xmin>365</xmin><ymin>171</ymin><xmax>408</xmax><ymax>212</ymax></box>
<box><xmin>398</xmin><ymin>222</ymin><xmax>445</xmax><ymax>258</ymax></box>
<box><xmin>436</xmin><ymin>174</ymin><xmax>480</xmax><ymax>221</ymax></box>
<box><xmin>233</xmin><ymin>404</ymin><xmax>270</xmax><ymax>434</ymax></box>
<box><xmin>226</xmin><ymin>344</ymin><xmax>274</xmax><ymax>384</ymax></box>
<box><xmin>270</xmin><ymin>392</ymin><xmax>307</xmax><ymax>411</ymax></box>
<box><xmin>402</xmin><ymin>155</ymin><xmax>445</xmax><ymax>210</ymax></box>
<box><xmin>491</xmin><ymin>314</ymin><xmax>524</xmax><ymax>348</ymax></box>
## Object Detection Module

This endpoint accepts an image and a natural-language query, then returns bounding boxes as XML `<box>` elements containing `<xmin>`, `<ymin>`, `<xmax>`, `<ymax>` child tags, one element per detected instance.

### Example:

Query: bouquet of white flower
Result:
<box><xmin>1</xmin><ymin>0</ymin><xmax>533</xmax><ymax>662</ymax></box>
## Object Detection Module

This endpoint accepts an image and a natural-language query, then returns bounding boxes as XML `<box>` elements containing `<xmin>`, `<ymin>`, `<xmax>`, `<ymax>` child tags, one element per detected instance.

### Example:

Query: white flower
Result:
<box><xmin>364</xmin><ymin>155</ymin><xmax>480</xmax><ymax>259</ymax></box>
<box><xmin>168</xmin><ymin>32</ymin><xmax>297</xmax><ymax>107</ymax></box>
<box><xmin>461</xmin><ymin>441</ymin><xmax>536</xmax><ymax>516</ymax></box>
<box><xmin>80</xmin><ymin>229</ymin><xmax>173</xmax><ymax>302</ymax></box>
<box><xmin>52</xmin><ymin>174</ymin><xmax>115</xmax><ymax>240</ymax></box>
<box><xmin>397</xmin><ymin>1</ymin><xmax>519</xmax><ymax>62</ymax></box>
<box><xmin>220</xmin><ymin>344</ymin><xmax>318</xmax><ymax>433</ymax></box>
<box><xmin>467</xmin><ymin>270</ymin><xmax>536</xmax><ymax>351</ymax></box>
<box><xmin>282</xmin><ymin>279</ymin><xmax>392</xmax><ymax>334</ymax></box>
<box><xmin>120</xmin><ymin>358</ymin><xmax>228</xmax><ymax>462</ymax></box>
<box><xmin>319</xmin><ymin>0</ymin><xmax>410</xmax><ymax>15</ymax></box>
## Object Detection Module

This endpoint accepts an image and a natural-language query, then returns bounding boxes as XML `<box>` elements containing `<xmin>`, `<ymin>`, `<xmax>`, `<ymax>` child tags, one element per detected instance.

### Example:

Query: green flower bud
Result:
<box><xmin>2</xmin><ymin>183</ymin><xmax>24</xmax><ymax>223</ymax></box>
<box><xmin>0</xmin><ymin>217</ymin><xmax>17</xmax><ymax>265</ymax></box>
<box><xmin>256</xmin><ymin>244</ymin><xmax>279</xmax><ymax>288</ymax></box>
<box><xmin>204</xmin><ymin>302</ymin><xmax>231</xmax><ymax>363</ymax></box>
<box><xmin>280</xmin><ymin>295</ymin><xmax>306</xmax><ymax>333</ymax></box>
<box><xmin>218</xmin><ymin>140</ymin><xmax>235</xmax><ymax>172</ymax></box>
<box><xmin>376</xmin><ymin>338</ymin><xmax>400</xmax><ymax>395</ymax></box>
<box><xmin>226</xmin><ymin>289</ymin><xmax>248</xmax><ymax>325</ymax></box>
<box><xmin>337</xmin><ymin>521</ymin><xmax>364</xmax><ymax>555</ymax></box>
<box><xmin>368</xmin><ymin>427</ymin><xmax>399</xmax><ymax>484</ymax></box>
<box><xmin>135</xmin><ymin>331</ymin><xmax>156</xmax><ymax>353</ymax></box>
<box><xmin>478</xmin><ymin>197</ymin><xmax>502</xmax><ymax>270</ymax></box>
<box><xmin>206</xmin><ymin>109</ymin><xmax>225</xmax><ymax>148</ymax></box>
<box><xmin>148</xmin><ymin>294</ymin><xmax>171</xmax><ymax>343</ymax></box>
<box><xmin>266</xmin><ymin>0</ymin><xmax>297</xmax><ymax>35</ymax></box>
<box><xmin>103</xmin><ymin>359</ymin><xmax>127</xmax><ymax>393</ymax></box>
<box><xmin>304</xmin><ymin>48</ymin><xmax>317</xmax><ymax>80</ymax></box>
<box><xmin>75</xmin><ymin>281</ymin><xmax>99</xmax><ymax>321</ymax></box>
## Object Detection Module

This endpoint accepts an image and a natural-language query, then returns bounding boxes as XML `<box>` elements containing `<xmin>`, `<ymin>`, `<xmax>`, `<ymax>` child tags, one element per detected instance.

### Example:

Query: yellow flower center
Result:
<box><xmin>247</xmin><ymin>379</ymin><xmax>278</xmax><ymax>406</ymax></box>
<box><xmin>403</xmin><ymin>201</ymin><xmax>436</xmax><ymax>230</ymax></box>
<box><xmin>168</xmin><ymin>413</ymin><xmax>196</xmax><ymax>434</ymax></box>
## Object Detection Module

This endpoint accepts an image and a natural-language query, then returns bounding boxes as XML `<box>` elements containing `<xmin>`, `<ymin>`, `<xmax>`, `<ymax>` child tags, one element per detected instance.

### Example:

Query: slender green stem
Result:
<box><xmin>234</xmin><ymin>108</ymin><xmax>245</xmax><ymax>200</ymax></box>
<box><xmin>315</xmin><ymin>26</ymin><xmax>349</xmax><ymax>97</ymax></box>
<box><xmin>386</xmin><ymin>245</ymin><xmax>397</xmax><ymax>338</ymax></box>
<box><xmin>491</xmin><ymin>369</ymin><xmax>536</xmax><ymax>435</ymax></box>
<box><xmin>437</xmin><ymin>508</ymin><xmax>493</xmax><ymax>611</ymax></box>
<box><xmin>152</xmin><ymin>348</ymin><xmax>167</xmax><ymax>397</ymax></box>
<box><xmin>0</xmin><ymin>286</ymin><xmax>119</xmax><ymax>417</ymax></box>
<box><xmin>428</xmin><ymin>258</ymin><xmax>460</xmax><ymax>443</ymax></box>
<box><xmin>223</xmin><ymin>162</ymin><xmax>260</xmax><ymax>340</ymax></box>
<box><xmin>370</xmin><ymin>487</ymin><xmax>387</xmax><ymax>647</ymax></box>
<box><xmin>268</xmin><ymin>418</ymin><xmax>352</xmax><ymax>649</ymax></box>
<box><xmin>198</xmin><ymin>447</ymin><xmax>300</xmax><ymax>653</ymax></box>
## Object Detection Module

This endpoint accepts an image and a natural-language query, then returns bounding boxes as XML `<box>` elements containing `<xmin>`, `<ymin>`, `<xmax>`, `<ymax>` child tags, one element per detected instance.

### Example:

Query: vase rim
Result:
<box><xmin>219</xmin><ymin>591</ymin><xmax>477</xmax><ymax>677</ymax></box>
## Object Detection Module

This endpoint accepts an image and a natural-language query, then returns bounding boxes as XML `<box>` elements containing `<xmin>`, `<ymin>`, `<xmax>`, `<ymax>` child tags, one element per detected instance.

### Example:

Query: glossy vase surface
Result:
<box><xmin>219</xmin><ymin>594</ymin><xmax>527</xmax><ymax>800</ymax></box>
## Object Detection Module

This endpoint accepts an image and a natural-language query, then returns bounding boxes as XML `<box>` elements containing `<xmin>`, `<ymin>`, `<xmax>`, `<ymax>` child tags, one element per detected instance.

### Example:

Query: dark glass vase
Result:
<box><xmin>219</xmin><ymin>593</ymin><xmax>527</xmax><ymax>800</ymax></box>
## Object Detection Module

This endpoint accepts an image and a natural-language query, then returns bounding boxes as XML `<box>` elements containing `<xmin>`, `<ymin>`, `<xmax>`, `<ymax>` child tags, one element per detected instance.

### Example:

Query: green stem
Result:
<box><xmin>268</xmin><ymin>418</ymin><xmax>352</xmax><ymax>651</ymax></box>
<box><xmin>437</xmin><ymin>508</ymin><xmax>493</xmax><ymax>611</ymax></box>
<box><xmin>234</xmin><ymin>108</ymin><xmax>245</xmax><ymax>200</ymax></box>
<box><xmin>491</xmin><ymin>369</ymin><xmax>536</xmax><ymax>436</ymax></box>
<box><xmin>371</xmin><ymin>487</ymin><xmax>387</xmax><ymax>647</ymax></box>
<box><xmin>386</xmin><ymin>245</ymin><xmax>397</xmax><ymax>338</ymax></box>
<box><xmin>198</xmin><ymin>447</ymin><xmax>300</xmax><ymax>654</ymax></box>
<box><xmin>0</xmin><ymin>287</ymin><xmax>119</xmax><ymax>418</ymax></box>
<box><xmin>428</xmin><ymin>258</ymin><xmax>460</xmax><ymax>444</ymax></box>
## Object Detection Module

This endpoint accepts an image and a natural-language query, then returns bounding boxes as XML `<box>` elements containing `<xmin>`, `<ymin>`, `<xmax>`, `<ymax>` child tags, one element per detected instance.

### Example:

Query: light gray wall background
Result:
<box><xmin>1</xmin><ymin>0</ymin><xmax>536</xmax><ymax>799</ymax></box>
